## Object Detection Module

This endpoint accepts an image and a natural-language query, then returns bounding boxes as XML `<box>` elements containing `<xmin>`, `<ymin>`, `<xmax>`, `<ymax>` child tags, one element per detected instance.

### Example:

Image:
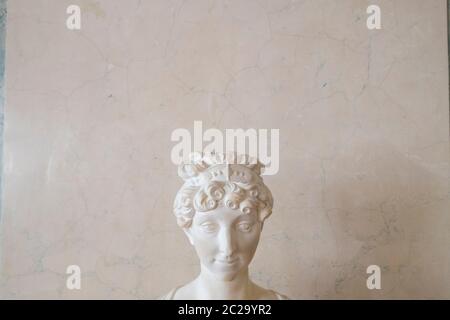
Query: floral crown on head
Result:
<box><xmin>178</xmin><ymin>152</ymin><xmax>265</xmax><ymax>187</ymax></box>
<box><xmin>173</xmin><ymin>152</ymin><xmax>273</xmax><ymax>227</ymax></box>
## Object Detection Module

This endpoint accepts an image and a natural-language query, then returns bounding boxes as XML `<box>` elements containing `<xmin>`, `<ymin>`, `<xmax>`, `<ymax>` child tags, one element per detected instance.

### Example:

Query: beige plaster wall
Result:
<box><xmin>0</xmin><ymin>0</ymin><xmax>449</xmax><ymax>299</ymax></box>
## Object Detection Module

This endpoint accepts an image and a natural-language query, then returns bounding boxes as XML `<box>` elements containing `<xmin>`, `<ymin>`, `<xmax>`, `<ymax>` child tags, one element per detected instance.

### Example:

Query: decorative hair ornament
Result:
<box><xmin>173</xmin><ymin>152</ymin><xmax>273</xmax><ymax>228</ymax></box>
<box><xmin>178</xmin><ymin>152</ymin><xmax>264</xmax><ymax>187</ymax></box>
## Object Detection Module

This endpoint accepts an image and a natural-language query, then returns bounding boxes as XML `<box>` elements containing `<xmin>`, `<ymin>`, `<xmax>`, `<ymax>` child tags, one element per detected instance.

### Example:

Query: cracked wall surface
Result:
<box><xmin>0</xmin><ymin>0</ymin><xmax>449</xmax><ymax>299</ymax></box>
<box><xmin>0</xmin><ymin>0</ymin><xmax>6</xmax><ymax>222</ymax></box>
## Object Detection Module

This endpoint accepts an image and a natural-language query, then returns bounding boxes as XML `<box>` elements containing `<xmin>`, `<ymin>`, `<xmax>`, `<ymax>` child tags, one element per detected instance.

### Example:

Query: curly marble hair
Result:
<box><xmin>173</xmin><ymin>152</ymin><xmax>274</xmax><ymax>228</ymax></box>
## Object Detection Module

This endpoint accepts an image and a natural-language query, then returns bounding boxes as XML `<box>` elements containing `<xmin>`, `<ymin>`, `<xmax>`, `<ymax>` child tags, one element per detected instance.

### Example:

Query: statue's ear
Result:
<box><xmin>183</xmin><ymin>228</ymin><xmax>194</xmax><ymax>246</ymax></box>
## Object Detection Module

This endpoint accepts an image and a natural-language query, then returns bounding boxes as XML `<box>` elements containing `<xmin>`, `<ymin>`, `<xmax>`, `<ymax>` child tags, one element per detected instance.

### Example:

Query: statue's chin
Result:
<box><xmin>211</xmin><ymin>271</ymin><xmax>239</xmax><ymax>282</ymax></box>
<box><xmin>204</xmin><ymin>264</ymin><xmax>242</xmax><ymax>281</ymax></box>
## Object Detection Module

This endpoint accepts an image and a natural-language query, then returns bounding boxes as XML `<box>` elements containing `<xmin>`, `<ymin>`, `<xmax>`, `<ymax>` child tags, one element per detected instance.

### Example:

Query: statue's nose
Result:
<box><xmin>218</xmin><ymin>227</ymin><xmax>236</xmax><ymax>258</ymax></box>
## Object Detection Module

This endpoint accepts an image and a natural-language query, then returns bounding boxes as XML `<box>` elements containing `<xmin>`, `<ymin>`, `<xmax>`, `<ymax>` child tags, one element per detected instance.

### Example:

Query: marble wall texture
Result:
<box><xmin>0</xmin><ymin>0</ymin><xmax>449</xmax><ymax>299</ymax></box>
<box><xmin>0</xmin><ymin>0</ymin><xmax>6</xmax><ymax>222</ymax></box>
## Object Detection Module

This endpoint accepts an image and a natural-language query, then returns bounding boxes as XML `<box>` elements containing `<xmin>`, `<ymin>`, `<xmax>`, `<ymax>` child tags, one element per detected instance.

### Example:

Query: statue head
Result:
<box><xmin>173</xmin><ymin>152</ymin><xmax>274</xmax><ymax>281</ymax></box>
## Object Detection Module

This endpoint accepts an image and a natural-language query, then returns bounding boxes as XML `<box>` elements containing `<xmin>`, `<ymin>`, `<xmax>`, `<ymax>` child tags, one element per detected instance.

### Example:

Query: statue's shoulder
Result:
<box><xmin>252</xmin><ymin>283</ymin><xmax>289</xmax><ymax>300</ymax></box>
<box><xmin>158</xmin><ymin>286</ymin><xmax>179</xmax><ymax>300</ymax></box>
<box><xmin>271</xmin><ymin>290</ymin><xmax>290</xmax><ymax>300</ymax></box>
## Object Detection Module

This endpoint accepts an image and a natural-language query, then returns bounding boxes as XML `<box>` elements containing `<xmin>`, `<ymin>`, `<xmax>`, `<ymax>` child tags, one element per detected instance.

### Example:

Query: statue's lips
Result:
<box><xmin>214</xmin><ymin>258</ymin><xmax>238</xmax><ymax>265</ymax></box>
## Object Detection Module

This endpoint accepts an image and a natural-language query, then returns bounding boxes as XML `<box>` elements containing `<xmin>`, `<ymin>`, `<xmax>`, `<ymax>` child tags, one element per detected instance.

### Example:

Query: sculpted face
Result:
<box><xmin>185</xmin><ymin>206</ymin><xmax>263</xmax><ymax>281</ymax></box>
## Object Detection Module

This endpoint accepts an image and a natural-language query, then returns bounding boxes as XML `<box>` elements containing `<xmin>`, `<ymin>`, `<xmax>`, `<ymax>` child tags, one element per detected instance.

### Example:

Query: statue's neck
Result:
<box><xmin>195</xmin><ymin>266</ymin><xmax>253</xmax><ymax>300</ymax></box>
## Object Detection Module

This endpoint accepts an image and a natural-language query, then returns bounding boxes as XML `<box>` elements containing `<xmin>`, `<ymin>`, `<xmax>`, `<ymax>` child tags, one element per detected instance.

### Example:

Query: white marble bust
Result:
<box><xmin>160</xmin><ymin>152</ymin><xmax>288</xmax><ymax>300</ymax></box>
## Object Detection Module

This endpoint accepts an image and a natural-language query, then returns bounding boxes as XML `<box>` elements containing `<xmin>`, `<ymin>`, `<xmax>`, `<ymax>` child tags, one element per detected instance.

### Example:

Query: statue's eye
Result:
<box><xmin>199</xmin><ymin>222</ymin><xmax>218</xmax><ymax>233</ymax></box>
<box><xmin>237</xmin><ymin>222</ymin><xmax>252</xmax><ymax>233</ymax></box>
